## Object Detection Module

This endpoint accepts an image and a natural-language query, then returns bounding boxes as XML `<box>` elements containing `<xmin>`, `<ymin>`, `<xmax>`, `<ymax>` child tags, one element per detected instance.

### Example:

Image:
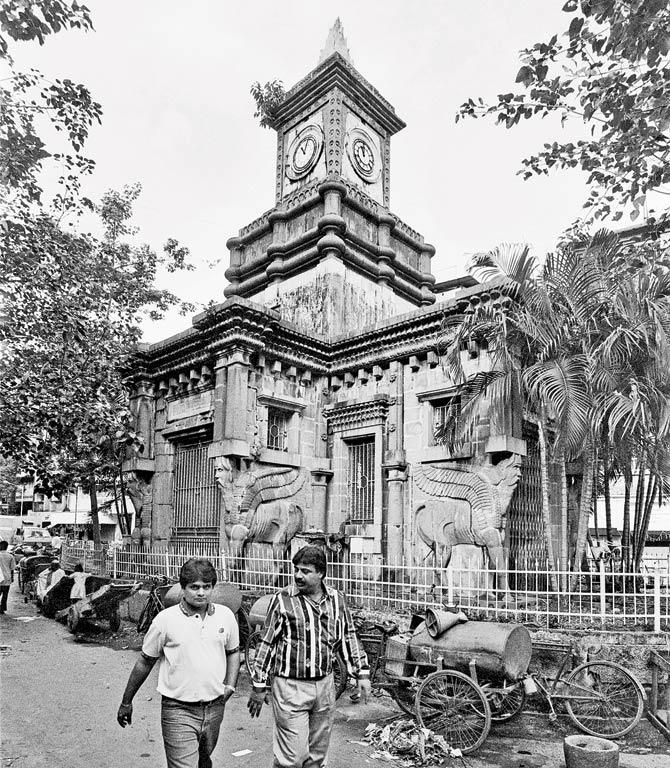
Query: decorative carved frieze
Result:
<box><xmin>323</xmin><ymin>397</ymin><xmax>389</xmax><ymax>432</ymax></box>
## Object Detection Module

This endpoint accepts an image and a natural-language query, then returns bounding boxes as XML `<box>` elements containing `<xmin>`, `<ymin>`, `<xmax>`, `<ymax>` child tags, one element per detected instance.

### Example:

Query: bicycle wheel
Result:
<box><xmin>333</xmin><ymin>650</ymin><xmax>348</xmax><ymax>700</ymax></box>
<box><xmin>481</xmin><ymin>678</ymin><xmax>526</xmax><ymax>723</ymax></box>
<box><xmin>245</xmin><ymin>630</ymin><xmax>262</xmax><ymax>677</ymax></box>
<box><xmin>565</xmin><ymin>661</ymin><xmax>643</xmax><ymax>739</ymax></box>
<box><xmin>389</xmin><ymin>678</ymin><xmax>418</xmax><ymax>716</ymax></box>
<box><xmin>415</xmin><ymin>670</ymin><xmax>491</xmax><ymax>755</ymax></box>
<box><xmin>236</xmin><ymin>603</ymin><xmax>250</xmax><ymax>650</ymax></box>
<box><xmin>137</xmin><ymin>594</ymin><xmax>158</xmax><ymax>633</ymax></box>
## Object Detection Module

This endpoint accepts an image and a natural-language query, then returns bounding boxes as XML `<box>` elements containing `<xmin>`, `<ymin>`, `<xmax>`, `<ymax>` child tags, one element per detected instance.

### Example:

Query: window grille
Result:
<box><xmin>347</xmin><ymin>437</ymin><xmax>375</xmax><ymax>524</ymax></box>
<box><xmin>172</xmin><ymin>442</ymin><xmax>221</xmax><ymax>537</ymax></box>
<box><xmin>433</xmin><ymin>395</ymin><xmax>473</xmax><ymax>445</ymax></box>
<box><xmin>267</xmin><ymin>407</ymin><xmax>289</xmax><ymax>451</ymax></box>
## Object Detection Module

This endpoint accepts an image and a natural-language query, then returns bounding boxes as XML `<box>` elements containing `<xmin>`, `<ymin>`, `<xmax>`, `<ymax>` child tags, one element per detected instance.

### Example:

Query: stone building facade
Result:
<box><xmin>124</xmin><ymin>24</ymin><xmax>538</xmax><ymax>579</ymax></box>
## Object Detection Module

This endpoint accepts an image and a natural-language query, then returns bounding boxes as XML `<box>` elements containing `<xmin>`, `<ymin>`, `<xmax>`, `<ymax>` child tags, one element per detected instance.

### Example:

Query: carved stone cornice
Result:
<box><xmin>272</xmin><ymin>53</ymin><xmax>405</xmax><ymax>135</ymax></box>
<box><xmin>323</xmin><ymin>396</ymin><xmax>389</xmax><ymax>432</ymax></box>
<box><xmin>129</xmin><ymin>279</ymin><xmax>512</xmax><ymax>395</ymax></box>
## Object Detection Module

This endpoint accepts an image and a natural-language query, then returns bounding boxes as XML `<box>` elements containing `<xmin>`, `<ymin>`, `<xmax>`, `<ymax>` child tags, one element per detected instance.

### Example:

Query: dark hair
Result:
<box><xmin>0</xmin><ymin>540</ymin><xmax>7</xmax><ymax>551</ymax></box>
<box><xmin>292</xmin><ymin>546</ymin><xmax>327</xmax><ymax>576</ymax></box>
<box><xmin>74</xmin><ymin>563</ymin><xmax>84</xmax><ymax>572</ymax></box>
<box><xmin>179</xmin><ymin>558</ymin><xmax>217</xmax><ymax>588</ymax></box>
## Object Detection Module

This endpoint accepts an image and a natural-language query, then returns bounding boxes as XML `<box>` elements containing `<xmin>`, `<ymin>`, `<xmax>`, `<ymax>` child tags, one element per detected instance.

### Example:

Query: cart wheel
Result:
<box><xmin>415</xmin><ymin>670</ymin><xmax>491</xmax><ymax>755</ymax></box>
<box><xmin>390</xmin><ymin>679</ymin><xmax>418</xmax><ymax>716</ymax></box>
<box><xmin>565</xmin><ymin>661</ymin><xmax>644</xmax><ymax>738</ymax></box>
<box><xmin>236</xmin><ymin>603</ymin><xmax>251</xmax><ymax>650</ymax></box>
<box><xmin>245</xmin><ymin>630</ymin><xmax>262</xmax><ymax>677</ymax></box>
<box><xmin>109</xmin><ymin>609</ymin><xmax>122</xmax><ymax>632</ymax></box>
<box><xmin>333</xmin><ymin>650</ymin><xmax>347</xmax><ymax>700</ymax></box>
<box><xmin>67</xmin><ymin>604</ymin><xmax>81</xmax><ymax>633</ymax></box>
<box><xmin>480</xmin><ymin>678</ymin><xmax>526</xmax><ymax>723</ymax></box>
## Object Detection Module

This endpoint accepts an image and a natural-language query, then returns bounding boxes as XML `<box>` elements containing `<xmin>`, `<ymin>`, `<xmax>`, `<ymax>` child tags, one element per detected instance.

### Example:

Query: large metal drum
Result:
<box><xmin>163</xmin><ymin>581</ymin><xmax>243</xmax><ymax>613</ymax></box>
<box><xmin>409</xmin><ymin>620</ymin><xmax>532</xmax><ymax>681</ymax></box>
<box><xmin>248</xmin><ymin>593</ymin><xmax>275</xmax><ymax>630</ymax></box>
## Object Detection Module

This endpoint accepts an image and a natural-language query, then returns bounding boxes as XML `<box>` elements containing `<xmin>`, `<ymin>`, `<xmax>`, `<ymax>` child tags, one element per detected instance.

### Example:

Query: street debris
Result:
<box><xmin>12</xmin><ymin>616</ymin><xmax>40</xmax><ymax>622</ymax></box>
<box><xmin>231</xmin><ymin>749</ymin><xmax>252</xmax><ymax>757</ymax></box>
<box><xmin>362</xmin><ymin>720</ymin><xmax>463</xmax><ymax>765</ymax></box>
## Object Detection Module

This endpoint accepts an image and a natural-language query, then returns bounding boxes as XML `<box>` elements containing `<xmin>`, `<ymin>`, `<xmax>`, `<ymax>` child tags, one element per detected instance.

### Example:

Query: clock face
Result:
<box><xmin>353</xmin><ymin>138</ymin><xmax>374</xmax><ymax>174</ymax></box>
<box><xmin>346</xmin><ymin>127</ymin><xmax>381</xmax><ymax>183</ymax></box>
<box><xmin>285</xmin><ymin>124</ymin><xmax>324</xmax><ymax>181</ymax></box>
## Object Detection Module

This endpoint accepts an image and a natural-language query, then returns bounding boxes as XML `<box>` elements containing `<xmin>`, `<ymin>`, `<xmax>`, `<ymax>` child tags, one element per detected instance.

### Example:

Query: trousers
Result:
<box><xmin>271</xmin><ymin>675</ymin><xmax>335</xmax><ymax>768</ymax></box>
<box><xmin>160</xmin><ymin>696</ymin><xmax>225</xmax><ymax>768</ymax></box>
<box><xmin>0</xmin><ymin>585</ymin><xmax>9</xmax><ymax>612</ymax></box>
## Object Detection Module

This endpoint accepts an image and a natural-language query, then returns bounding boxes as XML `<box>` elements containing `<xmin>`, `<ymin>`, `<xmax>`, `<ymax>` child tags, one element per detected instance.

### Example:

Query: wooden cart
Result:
<box><xmin>61</xmin><ymin>581</ymin><xmax>139</xmax><ymax>633</ymax></box>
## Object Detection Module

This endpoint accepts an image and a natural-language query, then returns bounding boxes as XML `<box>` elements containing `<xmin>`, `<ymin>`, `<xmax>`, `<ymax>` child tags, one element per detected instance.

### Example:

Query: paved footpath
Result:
<box><xmin>1</xmin><ymin>584</ymin><xmax>669</xmax><ymax>768</ymax></box>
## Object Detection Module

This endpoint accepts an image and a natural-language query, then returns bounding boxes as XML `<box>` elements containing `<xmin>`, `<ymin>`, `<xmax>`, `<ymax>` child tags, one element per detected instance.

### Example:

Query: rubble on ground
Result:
<box><xmin>361</xmin><ymin>719</ymin><xmax>462</xmax><ymax>765</ymax></box>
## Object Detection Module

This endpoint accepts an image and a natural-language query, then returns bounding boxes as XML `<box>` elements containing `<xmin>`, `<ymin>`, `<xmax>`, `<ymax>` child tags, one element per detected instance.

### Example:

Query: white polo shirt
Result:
<box><xmin>142</xmin><ymin>602</ymin><xmax>239</xmax><ymax>702</ymax></box>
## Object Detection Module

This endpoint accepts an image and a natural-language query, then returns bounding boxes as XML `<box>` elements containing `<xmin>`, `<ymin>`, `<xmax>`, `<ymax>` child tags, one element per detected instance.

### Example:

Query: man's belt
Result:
<box><xmin>162</xmin><ymin>695</ymin><xmax>225</xmax><ymax>706</ymax></box>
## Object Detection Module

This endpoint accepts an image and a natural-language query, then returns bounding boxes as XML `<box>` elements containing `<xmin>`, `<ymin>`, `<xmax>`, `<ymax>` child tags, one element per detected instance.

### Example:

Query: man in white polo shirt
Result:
<box><xmin>117</xmin><ymin>558</ymin><xmax>240</xmax><ymax>768</ymax></box>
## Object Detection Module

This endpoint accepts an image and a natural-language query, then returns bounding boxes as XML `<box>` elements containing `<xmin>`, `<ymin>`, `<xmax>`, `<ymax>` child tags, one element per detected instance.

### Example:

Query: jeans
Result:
<box><xmin>161</xmin><ymin>696</ymin><xmax>225</xmax><ymax>768</ymax></box>
<box><xmin>271</xmin><ymin>675</ymin><xmax>335</xmax><ymax>768</ymax></box>
<box><xmin>0</xmin><ymin>585</ymin><xmax>9</xmax><ymax>612</ymax></box>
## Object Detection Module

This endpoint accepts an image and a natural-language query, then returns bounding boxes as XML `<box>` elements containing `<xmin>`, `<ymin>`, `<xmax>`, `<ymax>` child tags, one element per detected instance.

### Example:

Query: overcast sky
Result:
<box><xmin>15</xmin><ymin>0</ymin><xmax>591</xmax><ymax>342</ymax></box>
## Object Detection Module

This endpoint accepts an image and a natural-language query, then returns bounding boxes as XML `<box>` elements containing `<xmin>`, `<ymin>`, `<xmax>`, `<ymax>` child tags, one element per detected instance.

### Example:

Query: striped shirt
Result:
<box><xmin>251</xmin><ymin>583</ymin><xmax>369</xmax><ymax>688</ymax></box>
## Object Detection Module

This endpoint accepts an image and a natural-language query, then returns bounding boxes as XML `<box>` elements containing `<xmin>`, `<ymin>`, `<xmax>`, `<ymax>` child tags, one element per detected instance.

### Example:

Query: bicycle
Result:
<box><xmin>478</xmin><ymin>640</ymin><xmax>645</xmax><ymax>739</ymax></box>
<box><xmin>137</xmin><ymin>575</ymin><xmax>172</xmax><ymax>633</ymax></box>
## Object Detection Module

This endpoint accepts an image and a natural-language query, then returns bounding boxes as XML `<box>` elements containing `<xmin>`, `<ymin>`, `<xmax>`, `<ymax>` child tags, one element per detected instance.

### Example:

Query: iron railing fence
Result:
<box><xmin>61</xmin><ymin>543</ymin><xmax>669</xmax><ymax>632</ymax></box>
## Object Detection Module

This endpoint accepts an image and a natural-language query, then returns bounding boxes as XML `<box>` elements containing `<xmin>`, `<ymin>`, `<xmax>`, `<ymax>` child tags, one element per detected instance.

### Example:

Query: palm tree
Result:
<box><xmin>441</xmin><ymin>231</ymin><xmax>669</xmax><ymax>589</ymax></box>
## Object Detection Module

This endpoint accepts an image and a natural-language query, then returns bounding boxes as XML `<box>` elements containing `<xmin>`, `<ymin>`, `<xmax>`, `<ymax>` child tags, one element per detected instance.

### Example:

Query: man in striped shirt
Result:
<box><xmin>247</xmin><ymin>546</ymin><xmax>371</xmax><ymax>767</ymax></box>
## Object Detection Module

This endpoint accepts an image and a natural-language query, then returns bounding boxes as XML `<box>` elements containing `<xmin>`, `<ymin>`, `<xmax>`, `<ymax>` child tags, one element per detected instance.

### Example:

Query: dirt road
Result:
<box><xmin>2</xmin><ymin>584</ymin><xmax>668</xmax><ymax>768</ymax></box>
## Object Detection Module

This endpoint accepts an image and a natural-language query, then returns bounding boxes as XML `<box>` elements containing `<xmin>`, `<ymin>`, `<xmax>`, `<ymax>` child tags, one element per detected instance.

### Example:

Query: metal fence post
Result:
<box><xmin>654</xmin><ymin>569</ymin><xmax>661</xmax><ymax>633</ymax></box>
<box><xmin>165</xmin><ymin>550</ymin><xmax>170</xmax><ymax>579</ymax></box>
<box><xmin>599</xmin><ymin>558</ymin><xmax>606</xmax><ymax>626</ymax></box>
<box><xmin>113</xmin><ymin>546</ymin><xmax>117</xmax><ymax>580</ymax></box>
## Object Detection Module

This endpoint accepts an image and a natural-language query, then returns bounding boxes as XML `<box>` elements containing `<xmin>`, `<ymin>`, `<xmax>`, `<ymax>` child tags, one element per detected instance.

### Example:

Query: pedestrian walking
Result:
<box><xmin>117</xmin><ymin>558</ymin><xmax>240</xmax><ymax>768</ymax></box>
<box><xmin>0</xmin><ymin>540</ymin><xmax>16</xmax><ymax>614</ymax></box>
<box><xmin>247</xmin><ymin>545</ymin><xmax>371</xmax><ymax>768</ymax></box>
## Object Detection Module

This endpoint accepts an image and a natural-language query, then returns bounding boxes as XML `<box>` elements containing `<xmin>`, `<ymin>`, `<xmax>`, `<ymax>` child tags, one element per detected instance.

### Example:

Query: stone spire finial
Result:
<box><xmin>318</xmin><ymin>18</ymin><xmax>353</xmax><ymax>65</ymax></box>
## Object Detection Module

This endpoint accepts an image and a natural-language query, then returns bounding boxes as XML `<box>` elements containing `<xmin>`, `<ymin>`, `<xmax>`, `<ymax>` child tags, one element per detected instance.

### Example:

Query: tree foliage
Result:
<box><xmin>457</xmin><ymin>1</ymin><xmax>670</xmax><ymax>222</ymax></box>
<box><xmin>0</xmin><ymin>2</ymin><xmax>196</xmax><ymax>543</ymax></box>
<box><xmin>250</xmin><ymin>79</ymin><xmax>285</xmax><ymax>129</ymax></box>
<box><xmin>443</xmin><ymin>230</ymin><xmax>670</xmax><ymax>576</ymax></box>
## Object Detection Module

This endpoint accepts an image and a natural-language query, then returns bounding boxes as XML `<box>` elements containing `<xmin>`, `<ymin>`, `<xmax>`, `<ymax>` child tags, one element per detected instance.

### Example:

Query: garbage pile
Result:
<box><xmin>362</xmin><ymin>719</ymin><xmax>463</xmax><ymax>765</ymax></box>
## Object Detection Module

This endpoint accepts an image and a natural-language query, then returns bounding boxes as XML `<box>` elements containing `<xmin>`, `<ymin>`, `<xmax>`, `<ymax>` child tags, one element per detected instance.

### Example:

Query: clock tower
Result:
<box><xmin>224</xmin><ymin>20</ymin><xmax>436</xmax><ymax>337</ymax></box>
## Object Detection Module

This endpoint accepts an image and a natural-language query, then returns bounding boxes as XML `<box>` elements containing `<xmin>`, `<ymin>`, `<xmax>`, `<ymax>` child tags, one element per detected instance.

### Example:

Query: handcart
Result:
<box><xmin>18</xmin><ymin>555</ymin><xmax>52</xmax><ymax>597</ymax></box>
<box><xmin>61</xmin><ymin>581</ymin><xmax>139</xmax><ymax>633</ymax></box>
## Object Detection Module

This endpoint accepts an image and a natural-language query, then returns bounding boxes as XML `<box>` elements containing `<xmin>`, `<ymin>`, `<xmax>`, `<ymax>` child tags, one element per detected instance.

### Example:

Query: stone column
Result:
<box><xmin>151</xmin><ymin>393</ymin><xmax>173</xmax><ymax>550</ymax></box>
<box><xmin>212</xmin><ymin>354</ymin><xmax>228</xmax><ymax>445</ymax></box>
<box><xmin>130</xmin><ymin>378</ymin><xmax>155</xmax><ymax>460</ymax></box>
<box><xmin>384</xmin><ymin>464</ymin><xmax>408</xmax><ymax>566</ymax></box>
<box><xmin>222</xmin><ymin>347</ymin><xmax>251</xmax><ymax>457</ymax></box>
<box><xmin>310</xmin><ymin>469</ymin><xmax>333</xmax><ymax>531</ymax></box>
<box><xmin>384</xmin><ymin>361</ymin><xmax>407</xmax><ymax>565</ymax></box>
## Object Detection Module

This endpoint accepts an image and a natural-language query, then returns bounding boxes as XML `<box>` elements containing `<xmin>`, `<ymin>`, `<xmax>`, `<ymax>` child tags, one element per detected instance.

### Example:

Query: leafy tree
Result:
<box><xmin>250</xmin><ymin>79</ymin><xmax>285</xmax><ymax>129</ymax></box>
<box><xmin>1</xmin><ymin>0</ymin><xmax>102</xmax><ymax>215</ymax></box>
<box><xmin>457</xmin><ymin>0</ymin><xmax>670</xmax><ymax>223</ymax></box>
<box><xmin>443</xmin><ymin>230</ymin><xmax>670</xmax><ymax>586</ymax></box>
<box><xmin>1</xmin><ymin>3</ymin><xmax>195</xmax><ymax>546</ymax></box>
